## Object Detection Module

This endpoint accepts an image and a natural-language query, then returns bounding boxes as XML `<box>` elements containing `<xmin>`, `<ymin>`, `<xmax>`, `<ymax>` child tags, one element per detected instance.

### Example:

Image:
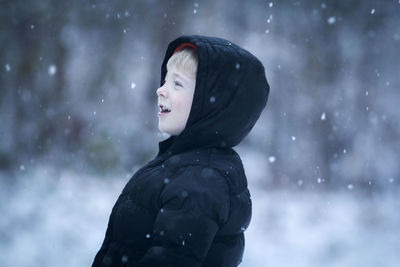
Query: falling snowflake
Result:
<box><xmin>327</xmin><ymin>16</ymin><xmax>336</xmax><ymax>24</ymax></box>
<box><xmin>370</xmin><ymin>9</ymin><xmax>375</xmax><ymax>14</ymax></box>
<box><xmin>321</xmin><ymin>112</ymin><xmax>326</xmax><ymax>120</ymax></box>
<box><xmin>48</xmin><ymin>65</ymin><xmax>57</xmax><ymax>75</ymax></box>
<box><xmin>347</xmin><ymin>184</ymin><xmax>354</xmax><ymax>190</ymax></box>
<box><xmin>268</xmin><ymin>156</ymin><xmax>276</xmax><ymax>163</ymax></box>
<box><xmin>131</xmin><ymin>82</ymin><xmax>136</xmax><ymax>89</ymax></box>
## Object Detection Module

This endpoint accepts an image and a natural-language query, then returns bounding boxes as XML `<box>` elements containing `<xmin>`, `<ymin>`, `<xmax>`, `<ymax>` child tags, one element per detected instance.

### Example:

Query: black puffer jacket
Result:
<box><xmin>92</xmin><ymin>35</ymin><xmax>269</xmax><ymax>267</ymax></box>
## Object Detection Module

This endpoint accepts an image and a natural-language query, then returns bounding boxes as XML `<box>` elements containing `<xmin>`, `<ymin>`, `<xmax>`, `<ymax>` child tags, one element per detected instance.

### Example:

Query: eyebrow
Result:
<box><xmin>172</xmin><ymin>73</ymin><xmax>187</xmax><ymax>84</ymax></box>
<box><xmin>165</xmin><ymin>70</ymin><xmax>190</xmax><ymax>83</ymax></box>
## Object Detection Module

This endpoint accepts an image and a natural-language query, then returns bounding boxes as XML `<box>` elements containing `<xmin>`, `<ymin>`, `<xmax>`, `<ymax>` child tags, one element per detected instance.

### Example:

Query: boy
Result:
<box><xmin>92</xmin><ymin>35</ymin><xmax>269</xmax><ymax>267</ymax></box>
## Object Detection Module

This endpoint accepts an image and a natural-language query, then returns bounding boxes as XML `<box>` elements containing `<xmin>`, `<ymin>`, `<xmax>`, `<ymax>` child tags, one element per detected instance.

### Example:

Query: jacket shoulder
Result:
<box><xmin>163</xmin><ymin>147</ymin><xmax>248</xmax><ymax>195</ymax></box>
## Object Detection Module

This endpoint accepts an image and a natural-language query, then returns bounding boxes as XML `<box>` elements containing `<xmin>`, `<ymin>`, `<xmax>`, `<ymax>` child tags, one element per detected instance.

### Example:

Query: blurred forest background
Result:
<box><xmin>1</xmin><ymin>0</ymin><xmax>399</xmax><ymax>266</ymax></box>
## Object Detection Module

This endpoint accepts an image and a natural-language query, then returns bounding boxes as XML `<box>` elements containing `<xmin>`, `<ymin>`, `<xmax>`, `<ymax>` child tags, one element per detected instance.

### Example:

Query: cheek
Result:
<box><xmin>174</xmin><ymin>94</ymin><xmax>193</xmax><ymax>112</ymax></box>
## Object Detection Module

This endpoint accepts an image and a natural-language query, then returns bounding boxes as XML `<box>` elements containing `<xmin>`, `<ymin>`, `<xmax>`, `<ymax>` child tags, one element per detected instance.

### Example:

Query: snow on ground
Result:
<box><xmin>0</xmin><ymin>166</ymin><xmax>399</xmax><ymax>267</ymax></box>
<box><xmin>243</xmin><ymin>188</ymin><xmax>400</xmax><ymax>267</ymax></box>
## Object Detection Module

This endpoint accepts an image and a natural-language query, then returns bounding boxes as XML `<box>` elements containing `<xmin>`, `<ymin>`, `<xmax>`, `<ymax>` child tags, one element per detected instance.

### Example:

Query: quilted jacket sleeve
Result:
<box><xmin>136</xmin><ymin>166</ymin><xmax>230</xmax><ymax>267</ymax></box>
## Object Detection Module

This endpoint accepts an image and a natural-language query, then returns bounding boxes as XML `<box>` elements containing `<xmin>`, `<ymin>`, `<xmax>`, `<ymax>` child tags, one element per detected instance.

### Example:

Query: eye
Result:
<box><xmin>174</xmin><ymin>80</ymin><xmax>183</xmax><ymax>87</ymax></box>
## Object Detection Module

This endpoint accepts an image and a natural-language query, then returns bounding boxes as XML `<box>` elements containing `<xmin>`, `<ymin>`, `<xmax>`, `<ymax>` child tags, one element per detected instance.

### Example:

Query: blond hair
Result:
<box><xmin>167</xmin><ymin>48</ymin><xmax>198</xmax><ymax>78</ymax></box>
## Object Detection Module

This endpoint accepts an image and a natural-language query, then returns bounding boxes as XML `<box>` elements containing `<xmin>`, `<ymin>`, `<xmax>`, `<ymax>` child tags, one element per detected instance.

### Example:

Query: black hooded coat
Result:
<box><xmin>92</xmin><ymin>35</ymin><xmax>269</xmax><ymax>267</ymax></box>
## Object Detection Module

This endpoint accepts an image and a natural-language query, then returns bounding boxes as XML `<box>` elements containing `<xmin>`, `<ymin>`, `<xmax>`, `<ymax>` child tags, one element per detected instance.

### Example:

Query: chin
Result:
<box><xmin>158</xmin><ymin>125</ymin><xmax>172</xmax><ymax>136</ymax></box>
<box><xmin>159</xmin><ymin>121</ymin><xmax>185</xmax><ymax>136</ymax></box>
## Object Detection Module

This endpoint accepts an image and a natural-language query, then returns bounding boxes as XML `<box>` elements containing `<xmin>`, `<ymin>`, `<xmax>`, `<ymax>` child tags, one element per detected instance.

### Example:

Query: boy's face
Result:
<box><xmin>157</xmin><ymin>66</ymin><xmax>196</xmax><ymax>136</ymax></box>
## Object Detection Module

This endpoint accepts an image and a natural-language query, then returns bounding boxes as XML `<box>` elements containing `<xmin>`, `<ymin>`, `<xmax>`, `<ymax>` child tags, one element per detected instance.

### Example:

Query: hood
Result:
<box><xmin>157</xmin><ymin>35</ymin><xmax>270</xmax><ymax>157</ymax></box>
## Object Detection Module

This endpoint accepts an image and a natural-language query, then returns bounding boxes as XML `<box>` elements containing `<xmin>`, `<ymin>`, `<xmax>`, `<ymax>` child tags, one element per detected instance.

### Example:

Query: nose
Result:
<box><xmin>156</xmin><ymin>84</ymin><xmax>167</xmax><ymax>98</ymax></box>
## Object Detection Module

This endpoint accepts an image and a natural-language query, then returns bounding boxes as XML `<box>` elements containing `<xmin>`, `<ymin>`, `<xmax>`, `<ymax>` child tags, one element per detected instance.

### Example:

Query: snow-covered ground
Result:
<box><xmin>1</xmin><ymin>166</ymin><xmax>399</xmax><ymax>267</ymax></box>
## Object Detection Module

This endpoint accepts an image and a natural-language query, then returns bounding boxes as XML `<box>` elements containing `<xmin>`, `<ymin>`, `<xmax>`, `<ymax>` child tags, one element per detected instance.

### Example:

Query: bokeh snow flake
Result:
<box><xmin>327</xmin><ymin>16</ymin><xmax>336</xmax><ymax>24</ymax></box>
<box><xmin>347</xmin><ymin>184</ymin><xmax>354</xmax><ymax>190</ymax></box>
<box><xmin>48</xmin><ymin>64</ymin><xmax>57</xmax><ymax>75</ymax></box>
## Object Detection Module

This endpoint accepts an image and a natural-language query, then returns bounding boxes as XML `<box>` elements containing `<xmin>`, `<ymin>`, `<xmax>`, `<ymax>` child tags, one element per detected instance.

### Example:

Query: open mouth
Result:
<box><xmin>159</xmin><ymin>105</ymin><xmax>171</xmax><ymax>113</ymax></box>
